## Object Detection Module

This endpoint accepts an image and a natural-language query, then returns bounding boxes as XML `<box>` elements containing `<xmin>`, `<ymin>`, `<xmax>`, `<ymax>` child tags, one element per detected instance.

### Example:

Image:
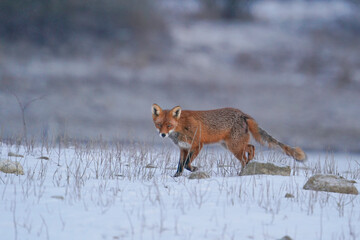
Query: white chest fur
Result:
<box><xmin>169</xmin><ymin>132</ymin><xmax>192</xmax><ymax>149</ymax></box>
<box><xmin>177</xmin><ymin>141</ymin><xmax>191</xmax><ymax>149</ymax></box>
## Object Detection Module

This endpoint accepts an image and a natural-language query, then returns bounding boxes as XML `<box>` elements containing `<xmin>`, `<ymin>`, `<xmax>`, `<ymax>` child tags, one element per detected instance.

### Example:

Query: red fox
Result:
<box><xmin>151</xmin><ymin>104</ymin><xmax>306</xmax><ymax>177</ymax></box>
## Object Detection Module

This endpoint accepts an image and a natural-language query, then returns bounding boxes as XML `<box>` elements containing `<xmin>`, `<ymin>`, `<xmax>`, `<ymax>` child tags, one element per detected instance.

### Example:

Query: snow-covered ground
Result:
<box><xmin>1</xmin><ymin>142</ymin><xmax>360</xmax><ymax>240</ymax></box>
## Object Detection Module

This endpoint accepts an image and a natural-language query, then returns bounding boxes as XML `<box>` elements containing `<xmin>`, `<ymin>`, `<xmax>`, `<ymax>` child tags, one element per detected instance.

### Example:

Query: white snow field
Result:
<box><xmin>0</xmin><ymin>141</ymin><xmax>359</xmax><ymax>240</ymax></box>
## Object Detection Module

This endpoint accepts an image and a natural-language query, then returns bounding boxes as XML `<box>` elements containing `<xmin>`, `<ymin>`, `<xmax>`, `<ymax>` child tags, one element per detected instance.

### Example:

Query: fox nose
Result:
<box><xmin>161</xmin><ymin>133</ymin><xmax>166</xmax><ymax>138</ymax></box>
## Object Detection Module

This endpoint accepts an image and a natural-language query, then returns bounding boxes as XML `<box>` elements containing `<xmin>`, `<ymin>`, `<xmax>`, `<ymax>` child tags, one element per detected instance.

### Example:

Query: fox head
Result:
<box><xmin>151</xmin><ymin>104</ymin><xmax>181</xmax><ymax>138</ymax></box>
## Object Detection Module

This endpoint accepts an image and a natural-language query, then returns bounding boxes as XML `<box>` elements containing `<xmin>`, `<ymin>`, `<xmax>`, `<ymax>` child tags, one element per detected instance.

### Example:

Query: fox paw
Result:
<box><xmin>190</xmin><ymin>166</ymin><xmax>198</xmax><ymax>172</ymax></box>
<box><xmin>185</xmin><ymin>166</ymin><xmax>198</xmax><ymax>172</ymax></box>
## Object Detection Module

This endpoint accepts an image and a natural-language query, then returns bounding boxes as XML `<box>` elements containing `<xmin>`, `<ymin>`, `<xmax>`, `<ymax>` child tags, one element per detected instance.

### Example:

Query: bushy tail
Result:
<box><xmin>246</xmin><ymin>118</ymin><xmax>306</xmax><ymax>161</ymax></box>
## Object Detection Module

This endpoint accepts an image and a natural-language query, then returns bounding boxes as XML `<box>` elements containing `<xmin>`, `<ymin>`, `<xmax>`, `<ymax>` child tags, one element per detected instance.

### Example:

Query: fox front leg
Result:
<box><xmin>174</xmin><ymin>145</ymin><xmax>202</xmax><ymax>177</ymax></box>
<box><xmin>184</xmin><ymin>144</ymin><xmax>202</xmax><ymax>172</ymax></box>
<box><xmin>174</xmin><ymin>149</ymin><xmax>189</xmax><ymax>177</ymax></box>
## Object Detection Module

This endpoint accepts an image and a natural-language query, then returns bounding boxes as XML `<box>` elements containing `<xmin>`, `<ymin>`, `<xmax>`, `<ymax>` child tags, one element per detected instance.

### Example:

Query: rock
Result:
<box><xmin>8</xmin><ymin>152</ymin><xmax>24</xmax><ymax>158</ymax></box>
<box><xmin>278</xmin><ymin>236</ymin><xmax>292</xmax><ymax>240</ymax></box>
<box><xmin>0</xmin><ymin>159</ymin><xmax>24</xmax><ymax>175</ymax></box>
<box><xmin>239</xmin><ymin>161</ymin><xmax>291</xmax><ymax>176</ymax></box>
<box><xmin>217</xmin><ymin>164</ymin><xmax>232</xmax><ymax>168</ymax></box>
<box><xmin>285</xmin><ymin>193</ymin><xmax>295</xmax><ymax>198</ymax></box>
<box><xmin>188</xmin><ymin>171</ymin><xmax>210</xmax><ymax>179</ymax></box>
<box><xmin>165</xmin><ymin>167</ymin><xmax>177</xmax><ymax>170</ymax></box>
<box><xmin>303</xmin><ymin>174</ymin><xmax>358</xmax><ymax>195</ymax></box>
<box><xmin>51</xmin><ymin>195</ymin><xmax>64</xmax><ymax>200</ymax></box>
<box><xmin>145</xmin><ymin>164</ymin><xmax>157</xmax><ymax>169</ymax></box>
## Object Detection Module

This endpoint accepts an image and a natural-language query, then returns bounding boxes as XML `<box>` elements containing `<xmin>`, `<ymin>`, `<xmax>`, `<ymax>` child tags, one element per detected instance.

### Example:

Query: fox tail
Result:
<box><xmin>246</xmin><ymin>118</ymin><xmax>307</xmax><ymax>161</ymax></box>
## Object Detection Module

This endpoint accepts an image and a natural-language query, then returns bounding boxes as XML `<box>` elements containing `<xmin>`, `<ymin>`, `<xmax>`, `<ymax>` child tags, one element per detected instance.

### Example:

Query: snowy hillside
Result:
<box><xmin>1</xmin><ymin>0</ymin><xmax>360</xmax><ymax>152</ymax></box>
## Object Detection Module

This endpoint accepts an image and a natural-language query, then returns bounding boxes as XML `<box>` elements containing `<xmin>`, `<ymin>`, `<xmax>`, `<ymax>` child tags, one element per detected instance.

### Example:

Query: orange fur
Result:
<box><xmin>152</xmin><ymin>104</ymin><xmax>306</xmax><ymax>177</ymax></box>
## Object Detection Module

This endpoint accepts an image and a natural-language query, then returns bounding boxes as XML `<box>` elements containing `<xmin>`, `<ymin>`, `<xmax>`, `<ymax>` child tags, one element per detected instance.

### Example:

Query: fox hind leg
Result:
<box><xmin>226</xmin><ymin>133</ymin><xmax>252</xmax><ymax>167</ymax></box>
<box><xmin>246</xmin><ymin>144</ymin><xmax>255</xmax><ymax>162</ymax></box>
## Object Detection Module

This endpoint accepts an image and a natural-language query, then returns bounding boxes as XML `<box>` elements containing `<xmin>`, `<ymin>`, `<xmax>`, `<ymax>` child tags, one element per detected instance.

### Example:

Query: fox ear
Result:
<box><xmin>152</xmin><ymin>104</ymin><xmax>162</xmax><ymax>117</ymax></box>
<box><xmin>171</xmin><ymin>106</ymin><xmax>182</xmax><ymax>119</ymax></box>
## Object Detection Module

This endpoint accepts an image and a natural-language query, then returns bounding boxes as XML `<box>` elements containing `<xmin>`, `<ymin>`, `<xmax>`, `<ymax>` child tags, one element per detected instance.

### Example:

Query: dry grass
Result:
<box><xmin>1</xmin><ymin>138</ymin><xmax>359</xmax><ymax>239</ymax></box>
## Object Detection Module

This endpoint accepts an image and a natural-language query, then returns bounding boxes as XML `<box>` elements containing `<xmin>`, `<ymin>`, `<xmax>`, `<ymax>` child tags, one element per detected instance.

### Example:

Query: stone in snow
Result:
<box><xmin>303</xmin><ymin>174</ymin><xmax>358</xmax><ymax>195</ymax></box>
<box><xmin>0</xmin><ymin>159</ymin><xmax>24</xmax><ymax>175</ymax></box>
<box><xmin>239</xmin><ymin>161</ymin><xmax>291</xmax><ymax>176</ymax></box>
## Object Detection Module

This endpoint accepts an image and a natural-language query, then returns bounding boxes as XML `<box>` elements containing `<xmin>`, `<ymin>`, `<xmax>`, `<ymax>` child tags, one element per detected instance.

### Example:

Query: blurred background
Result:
<box><xmin>0</xmin><ymin>0</ymin><xmax>359</xmax><ymax>152</ymax></box>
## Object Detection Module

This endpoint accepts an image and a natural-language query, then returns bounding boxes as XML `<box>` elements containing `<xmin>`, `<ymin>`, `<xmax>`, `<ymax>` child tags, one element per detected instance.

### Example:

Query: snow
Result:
<box><xmin>0</xmin><ymin>142</ymin><xmax>360</xmax><ymax>240</ymax></box>
<box><xmin>252</xmin><ymin>0</ymin><xmax>355</xmax><ymax>23</ymax></box>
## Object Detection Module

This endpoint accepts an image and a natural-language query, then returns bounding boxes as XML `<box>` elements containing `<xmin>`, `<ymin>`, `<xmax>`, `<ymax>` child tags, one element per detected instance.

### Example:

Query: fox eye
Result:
<box><xmin>167</xmin><ymin>124</ymin><xmax>173</xmax><ymax>128</ymax></box>
<box><xmin>156</xmin><ymin>123</ymin><xmax>162</xmax><ymax>127</ymax></box>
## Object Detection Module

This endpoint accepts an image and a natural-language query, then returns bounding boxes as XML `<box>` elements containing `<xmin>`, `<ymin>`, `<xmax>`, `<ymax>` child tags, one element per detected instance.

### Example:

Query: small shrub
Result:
<box><xmin>198</xmin><ymin>0</ymin><xmax>253</xmax><ymax>20</ymax></box>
